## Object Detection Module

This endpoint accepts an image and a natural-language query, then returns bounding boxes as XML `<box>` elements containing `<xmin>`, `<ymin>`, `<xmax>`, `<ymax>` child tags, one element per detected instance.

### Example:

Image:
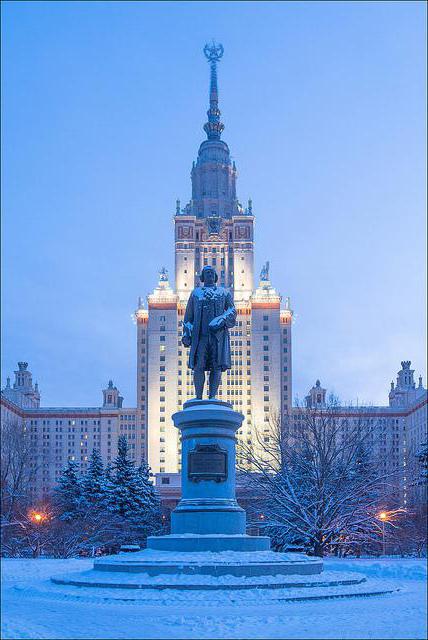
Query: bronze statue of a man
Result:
<box><xmin>182</xmin><ymin>266</ymin><xmax>236</xmax><ymax>399</ymax></box>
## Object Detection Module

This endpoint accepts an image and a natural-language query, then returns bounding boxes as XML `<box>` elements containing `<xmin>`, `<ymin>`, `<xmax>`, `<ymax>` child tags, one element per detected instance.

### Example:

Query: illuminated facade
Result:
<box><xmin>2</xmin><ymin>360</ymin><xmax>425</xmax><ymax>507</ymax></box>
<box><xmin>1</xmin><ymin>365</ymin><xmax>137</xmax><ymax>498</ymax></box>
<box><xmin>302</xmin><ymin>361</ymin><xmax>427</xmax><ymax>509</ymax></box>
<box><xmin>136</xmin><ymin>45</ymin><xmax>293</xmax><ymax>474</ymax></box>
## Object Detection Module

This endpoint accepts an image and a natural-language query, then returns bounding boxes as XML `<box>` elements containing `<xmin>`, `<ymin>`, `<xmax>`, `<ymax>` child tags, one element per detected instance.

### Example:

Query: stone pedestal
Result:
<box><xmin>147</xmin><ymin>399</ymin><xmax>270</xmax><ymax>552</ymax></box>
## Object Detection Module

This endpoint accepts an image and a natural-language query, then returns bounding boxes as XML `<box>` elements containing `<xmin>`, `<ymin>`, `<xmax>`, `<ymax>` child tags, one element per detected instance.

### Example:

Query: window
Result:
<box><xmin>161</xmin><ymin>477</ymin><xmax>170</xmax><ymax>485</ymax></box>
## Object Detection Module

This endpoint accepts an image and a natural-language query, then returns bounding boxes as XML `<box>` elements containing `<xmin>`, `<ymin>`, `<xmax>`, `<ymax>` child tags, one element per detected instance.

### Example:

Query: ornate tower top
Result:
<box><xmin>183</xmin><ymin>42</ymin><xmax>239</xmax><ymax>219</ymax></box>
<box><xmin>203</xmin><ymin>41</ymin><xmax>225</xmax><ymax>141</ymax></box>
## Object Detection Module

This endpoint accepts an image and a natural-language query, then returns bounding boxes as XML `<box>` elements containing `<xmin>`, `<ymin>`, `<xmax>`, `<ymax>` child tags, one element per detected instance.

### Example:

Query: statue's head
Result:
<box><xmin>200</xmin><ymin>265</ymin><xmax>218</xmax><ymax>286</ymax></box>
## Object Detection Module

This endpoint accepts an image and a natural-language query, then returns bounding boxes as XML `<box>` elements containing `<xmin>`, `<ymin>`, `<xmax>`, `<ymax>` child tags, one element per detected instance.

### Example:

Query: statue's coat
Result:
<box><xmin>183</xmin><ymin>286</ymin><xmax>236</xmax><ymax>372</ymax></box>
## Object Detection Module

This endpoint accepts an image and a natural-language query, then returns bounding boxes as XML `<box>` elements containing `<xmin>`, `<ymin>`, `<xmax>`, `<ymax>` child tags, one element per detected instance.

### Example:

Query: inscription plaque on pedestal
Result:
<box><xmin>188</xmin><ymin>444</ymin><xmax>227</xmax><ymax>482</ymax></box>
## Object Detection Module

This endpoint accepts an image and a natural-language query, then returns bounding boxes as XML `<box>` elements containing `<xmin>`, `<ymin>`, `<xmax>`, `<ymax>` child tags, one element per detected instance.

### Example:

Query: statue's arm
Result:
<box><xmin>182</xmin><ymin>293</ymin><xmax>194</xmax><ymax>347</ymax></box>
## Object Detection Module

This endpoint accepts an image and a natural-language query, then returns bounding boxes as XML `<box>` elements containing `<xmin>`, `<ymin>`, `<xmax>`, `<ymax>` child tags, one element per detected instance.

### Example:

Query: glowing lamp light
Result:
<box><xmin>378</xmin><ymin>511</ymin><xmax>388</xmax><ymax>521</ymax></box>
<box><xmin>32</xmin><ymin>512</ymin><xmax>43</xmax><ymax>523</ymax></box>
<box><xmin>30</xmin><ymin>511</ymin><xmax>46</xmax><ymax>524</ymax></box>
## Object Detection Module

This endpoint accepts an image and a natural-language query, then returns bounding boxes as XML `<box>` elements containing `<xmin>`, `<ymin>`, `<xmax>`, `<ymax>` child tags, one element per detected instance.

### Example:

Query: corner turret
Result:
<box><xmin>1</xmin><ymin>362</ymin><xmax>40</xmax><ymax>408</ymax></box>
<box><xmin>305</xmin><ymin>380</ymin><xmax>327</xmax><ymax>409</ymax></box>
<box><xmin>389</xmin><ymin>361</ymin><xmax>426</xmax><ymax>407</ymax></box>
<box><xmin>102</xmin><ymin>380</ymin><xmax>123</xmax><ymax>409</ymax></box>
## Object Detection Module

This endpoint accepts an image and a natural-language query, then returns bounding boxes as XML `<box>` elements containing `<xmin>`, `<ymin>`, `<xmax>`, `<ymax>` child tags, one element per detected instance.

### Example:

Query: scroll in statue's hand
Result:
<box><xmin>209</xmin><ymin>316</ymin><xmax>225</xmax><ymax>333</ymax></box>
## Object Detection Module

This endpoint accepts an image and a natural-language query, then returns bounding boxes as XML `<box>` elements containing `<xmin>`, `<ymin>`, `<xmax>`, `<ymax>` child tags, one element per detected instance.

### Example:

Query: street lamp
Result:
<box><xmin>378</xmin><ymin>511</ymin><xmax>388</xmax><ymax>556</ymax></box>
<box><xmin>29</xmin><ymin>511</ymin><xmax>46</xmax><ymax>524</ymax></box>
<box><xmin>28</xmin><ymin>510</ymin><xmax>48</xmax><ymax>559</ymax></box>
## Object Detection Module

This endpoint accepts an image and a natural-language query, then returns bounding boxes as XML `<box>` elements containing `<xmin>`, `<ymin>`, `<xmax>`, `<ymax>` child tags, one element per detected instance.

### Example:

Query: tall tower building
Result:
<box><xmin>136</xmin><ymin>44</ymin><xmax>293</xmax><ymax>473</ymax></box>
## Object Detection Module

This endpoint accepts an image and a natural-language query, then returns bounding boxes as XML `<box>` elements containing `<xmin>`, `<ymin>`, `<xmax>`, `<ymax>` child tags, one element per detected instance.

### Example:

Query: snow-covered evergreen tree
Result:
<box><xmin>136</xmin><ymin>460</ymin><xmax>161</xmax><ymax>528</ymax></box>
<box><xmin>82</xmin><ymin>449</ymin><xmax>107</xmax><ymax>505</ymax></box>
<box><xmin>107</xmin><ymin>436</ymin><xmax>161</xmax><ymax>534</ymax></box>
<box><xmin>54</xmin><ymin>460</ymin><xmax>86</xmax><ymax>521</ymax></box>
<box><xmin>417</xmin><ymin>441</ymin><xmax>428</xmax><ymax>482</ymax></box>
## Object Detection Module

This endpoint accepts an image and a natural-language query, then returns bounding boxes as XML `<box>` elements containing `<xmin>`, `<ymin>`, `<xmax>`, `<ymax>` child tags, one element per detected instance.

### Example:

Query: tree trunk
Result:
<box><xmin>313</xmin><ymin>541</ymin><xmax>324</xmax><ymax>557</ymax></box>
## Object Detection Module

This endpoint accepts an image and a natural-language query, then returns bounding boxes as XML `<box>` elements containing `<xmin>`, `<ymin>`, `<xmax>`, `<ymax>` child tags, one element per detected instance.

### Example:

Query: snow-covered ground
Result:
<box><xmin>2</xmin><ymin>557</ymin><xmax>427</xmax><ymax>639</ymax></box>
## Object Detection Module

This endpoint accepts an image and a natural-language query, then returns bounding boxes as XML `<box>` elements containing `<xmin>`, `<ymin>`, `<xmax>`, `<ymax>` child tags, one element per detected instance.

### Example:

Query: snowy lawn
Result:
<box><xmin>1</xmin><ymin>557</ymin><xmax>427</xmax><ymax>639</ymax></box>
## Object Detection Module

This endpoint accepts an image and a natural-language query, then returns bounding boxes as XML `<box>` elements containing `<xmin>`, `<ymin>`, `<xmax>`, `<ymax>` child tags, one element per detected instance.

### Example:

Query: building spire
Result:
<box><xmin>203</xmin><ymin>41</ymin><xmax>224</xmax><ymax>140</ymax></box>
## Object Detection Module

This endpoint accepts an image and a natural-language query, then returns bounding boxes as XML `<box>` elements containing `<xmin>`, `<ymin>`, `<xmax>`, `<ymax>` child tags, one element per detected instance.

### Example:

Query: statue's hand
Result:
<box><xmin>182</xmin><ymin>321</ymin><xmax>193</xmax><ymax>347</ymax></box>
<box><xmin>182</xmin><ymin>335</ymin><xmax>191</xmax><ymax>348</ymax></box>
<box><xmin>209</xmin><ymin>316</ymin><xmax>225</xmax><ymax>333</ymax></box>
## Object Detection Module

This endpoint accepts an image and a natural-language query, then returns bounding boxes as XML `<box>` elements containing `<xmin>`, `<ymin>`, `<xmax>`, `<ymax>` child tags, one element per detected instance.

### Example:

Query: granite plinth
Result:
<box><xmin>171</xmin><ymin>399</ymin><xmax>246</xmax><ymax>538</ymax></box>
<box><xmin>146</xmin><ymin>534</ymin><xmax>271</xmax><ymax>552</ymax></box>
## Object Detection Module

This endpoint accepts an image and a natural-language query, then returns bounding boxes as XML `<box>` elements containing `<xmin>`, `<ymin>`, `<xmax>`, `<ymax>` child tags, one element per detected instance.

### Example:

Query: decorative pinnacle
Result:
<box><xmin>203</xmin><ymin>41</ymin><xmax>225</xmax><ymax>140</ymax></box>
<box><xmin>203</xmin><ymin>41</ymin><xmax>224</xmax><ymax>63</ymax></box>
<box><xmin>159</xmin><ymin>266</ymin><xmax>169</xmax><ymax>282</ymax></box>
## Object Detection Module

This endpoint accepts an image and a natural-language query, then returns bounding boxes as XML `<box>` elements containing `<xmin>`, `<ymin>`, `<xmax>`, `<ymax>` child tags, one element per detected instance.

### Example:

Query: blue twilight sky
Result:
<box><xmin>1</xmin><ymin>1</ymin><xmax>426</xmax><ymax>408</ymax></box>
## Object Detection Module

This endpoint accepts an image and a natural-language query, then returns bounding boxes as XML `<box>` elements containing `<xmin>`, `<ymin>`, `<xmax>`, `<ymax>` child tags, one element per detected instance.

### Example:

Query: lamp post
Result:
<box><xmin>29</xmin><ymin>510</ymin><xmax>48</xmax><ymax>558</ymax></box>
<box><xmin>378</xmin><ymin>511</ymin><xmax>388</xmax><ymax>556</ymax></box>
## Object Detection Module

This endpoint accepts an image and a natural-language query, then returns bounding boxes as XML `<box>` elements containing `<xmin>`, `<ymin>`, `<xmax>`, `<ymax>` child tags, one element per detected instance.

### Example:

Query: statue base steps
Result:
<box><xmin>51</xmin><ymin>561</ymin><xmax>398</xmax><ymax>600</ymax></box>
<box><xmin>53</xmin><ymin>548</ymin><xmax>322</xmax><ymax>582</ymax></box>
<box><xmin>146</xmin><ymin>534</ymin><xmax>270</xmax><ymax>552</ymax></box>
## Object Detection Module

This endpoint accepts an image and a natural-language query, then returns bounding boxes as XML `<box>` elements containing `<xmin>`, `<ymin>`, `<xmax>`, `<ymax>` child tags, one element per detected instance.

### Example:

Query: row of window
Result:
<box><xmin>30</xmin><ymin>419</ymin><xmax>102</xmax><ymax>426</ymax></box>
